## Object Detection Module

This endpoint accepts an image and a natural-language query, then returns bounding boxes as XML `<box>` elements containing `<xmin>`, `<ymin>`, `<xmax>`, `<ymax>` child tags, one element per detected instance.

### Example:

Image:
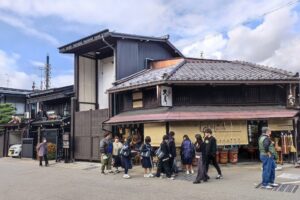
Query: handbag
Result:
<box><xmin>155</xmin><ymin>147</ymin><xmax>165</xmax><ymax>159</ymax></box>
<box><xmin>120</xmin><ymin>145</ymin><xmax>130</xmax><ymax>157</ymax></box>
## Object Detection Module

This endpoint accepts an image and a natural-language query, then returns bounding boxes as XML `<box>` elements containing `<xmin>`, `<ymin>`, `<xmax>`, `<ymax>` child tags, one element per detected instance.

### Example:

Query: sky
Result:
<box><xmin>0</xmin><ymin>0</ymin><xmax>300</xmax><ymax>89</ymax></box>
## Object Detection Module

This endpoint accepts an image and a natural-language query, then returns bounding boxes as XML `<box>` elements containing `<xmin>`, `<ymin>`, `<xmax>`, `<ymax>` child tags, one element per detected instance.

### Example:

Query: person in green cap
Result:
<box><xmin>258</xmin><ymin>127</ymin><xmax>279</xmax><ymax>189</ymax></box>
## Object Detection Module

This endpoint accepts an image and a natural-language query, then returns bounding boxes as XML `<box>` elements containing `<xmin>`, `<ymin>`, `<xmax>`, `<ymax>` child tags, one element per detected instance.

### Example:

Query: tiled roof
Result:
<box><xmin>110</xmin><ymin>64</ymin><xmax>179</xmax><ymax>91</ymax></box>
<box><xmin>0</xmin><ymin>87</ymin><xmax>32</xmax><ymax>95</ymax></box>
<box><xmin>170</xmin><ymin>59</ymin><xmax>295</xmax><ymax>81</ymax></box>
<box><xmin>108</xmin><ymin>58</ymin><xmax>299</xmax><ymax>92</ymax></box>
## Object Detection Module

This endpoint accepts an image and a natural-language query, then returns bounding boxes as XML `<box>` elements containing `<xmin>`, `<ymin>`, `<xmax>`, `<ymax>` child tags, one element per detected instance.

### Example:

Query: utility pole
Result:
<box><xmin>45</xmin><ymin>54</ymin><xmax>51</xmax><ymax>90</ymax></box>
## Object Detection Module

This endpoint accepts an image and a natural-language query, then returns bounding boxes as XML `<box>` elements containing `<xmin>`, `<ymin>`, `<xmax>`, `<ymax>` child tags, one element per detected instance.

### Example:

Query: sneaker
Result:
<box><xmin>186</xmin><ymin>171</ymin><xmax>190</xmax><ymax>175</ymax></box>
<box><xmin>216</xmin><ymin>174</ymin><xmax>223</xmax><ymax>179</ymax></box>
<box><xmin>148</xmin><ymin>173</ymin><xmax>154</xmax><ymax>178</ymax></box>
<box><xmin>108</xmin><ymin>170</ymin><xmax>114</xmax><ymax>173</ymax></box>
<box><xmin>191</xmin><ymin>170</ymin><xmax>194</xmax><ymax>174</ymax></box>
<box><xmin>269</xmin><ymin>183</ymin><xmax>279</xmax><ymax>187</ymax></box>
<box><xmin>101</xmin><ymin>171</ymin><xmax>106</xmax><ymax>175</ymax></box>
<box><xmin>115</xmin><ymin>169</ymin><xmax>120</xmax><ymax>173</ymax></box>
<box><xmin>193</xmin><ymin>180</ymin><xmax>201</xmax><ymax>184</ymax></box>
<box><xmin>144</xmin><ymin>174</ymin><xmax>149</xmax><ymax>178</ymax></box>
<box><xmin>168</xmin><ymin>177</ymin><xmax>175</xmax><ymax>180</ymax></box>
<box><xmin>262</xmin><ymin>185</ymin><xmax>273</xmax><ymax>189</ymax></box>
<box><xmin>123</xmin><ymin>174</ymin><xmax>131</xmax><ymax>179</ymax></box>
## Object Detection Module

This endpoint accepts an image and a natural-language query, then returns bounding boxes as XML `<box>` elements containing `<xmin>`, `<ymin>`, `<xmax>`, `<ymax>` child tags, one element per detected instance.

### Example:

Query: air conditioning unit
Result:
<box><xmin>24</xmin><ymin>112</ymin><xmax>30</xmax><ymax>119</ymax></box>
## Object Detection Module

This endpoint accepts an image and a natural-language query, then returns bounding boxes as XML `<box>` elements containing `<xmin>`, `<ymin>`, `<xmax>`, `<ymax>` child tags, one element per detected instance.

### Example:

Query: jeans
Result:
<box><xmin>260</xmin><ymin>154</ymin><xmax>276</xmax><ymax>186</ymax></box>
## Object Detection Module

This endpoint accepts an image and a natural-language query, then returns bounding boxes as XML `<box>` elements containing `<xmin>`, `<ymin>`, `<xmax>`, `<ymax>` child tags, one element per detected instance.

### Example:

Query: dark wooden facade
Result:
<box><xmin>173</xmin><ymin>85</ymin><xmax>286</xmax><ymax>106</ymax></box>
<box><xmin>116</xmin><ymin>87</ymin><xmax>157</xmax><ymax>113</ymax></box>
<box><xmin>117</xmin><ymin>40</ymin><xmax>177</xmax><ymax>79</ymax></box>
<box><xmin>115</xmin><ymin>85</ymin><xmax>287</xmax><ymax>114</ymax></box>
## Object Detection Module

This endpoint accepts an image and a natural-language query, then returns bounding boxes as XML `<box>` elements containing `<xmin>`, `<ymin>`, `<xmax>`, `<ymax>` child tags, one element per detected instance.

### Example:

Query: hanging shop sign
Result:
<box><xmin>160</xmin><ymin>86</ymin><xmax>172</xmax><ymax>107</ymax></box>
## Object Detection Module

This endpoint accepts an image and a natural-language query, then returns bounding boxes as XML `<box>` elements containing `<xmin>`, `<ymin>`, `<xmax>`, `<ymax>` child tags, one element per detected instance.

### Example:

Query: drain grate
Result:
<box><xmin>256</xmin><ymin>183</ymin><xmax>299</xmax><ymax>193</ymax></box>
<box><xmin>175</xmin><ymin>174</ymin><xmax>197</xmax><ymax>182</ymax></box>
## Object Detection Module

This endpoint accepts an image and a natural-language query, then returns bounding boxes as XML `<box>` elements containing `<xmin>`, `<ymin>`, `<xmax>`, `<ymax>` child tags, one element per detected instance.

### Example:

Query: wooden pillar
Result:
<box><xmin>294</xmin><ymin>117</ymin><xmax>299</xmax><ymax>161</ymax></box>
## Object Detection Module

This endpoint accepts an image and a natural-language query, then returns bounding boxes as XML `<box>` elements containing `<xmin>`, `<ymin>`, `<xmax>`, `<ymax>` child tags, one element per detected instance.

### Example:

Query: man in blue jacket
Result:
<box><xmin>258</xmin><ymin>127</ymin><xmax>279</xmax><ymax>189</ymax></box>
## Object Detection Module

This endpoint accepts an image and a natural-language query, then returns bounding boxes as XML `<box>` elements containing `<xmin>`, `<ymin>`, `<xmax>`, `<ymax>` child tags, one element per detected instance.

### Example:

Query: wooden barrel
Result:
<box><xmin>229</xmin><ymin>149</ymin><xmax>238</xmax><ymax>164</ymax></box>
<box><xmin>219</xmin><ymin>149</ymin><xmax>228</xmax><ymax>164</ymax></box>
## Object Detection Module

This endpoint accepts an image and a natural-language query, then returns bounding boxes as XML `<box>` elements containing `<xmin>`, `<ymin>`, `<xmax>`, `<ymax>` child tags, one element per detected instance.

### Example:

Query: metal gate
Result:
<box><xmin>21</xmin><ymin>138</ymin><xmax>34</xmax><ymax>158</ymax></box>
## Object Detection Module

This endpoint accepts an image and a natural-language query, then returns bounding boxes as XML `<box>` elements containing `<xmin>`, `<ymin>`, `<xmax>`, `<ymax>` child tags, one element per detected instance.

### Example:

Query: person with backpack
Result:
<box><xmin>155</xmin><ymin>135</ymin><xmax>173</xmax><ymax>179</ymax></box>
<box><xmin>204</xmin><ymin>128</ymin><xmax>223</xmax><ymax>179</ymax></box>
<box><xmin>193</xmin><ymin>134</ymin><xmax>208</xmax><ymax>184</ymax></box>
<box><xmin>258</xmin><ymin>127</ymin><xmax>279</xmax><ymax>189</ymax></box>
<box><xmin>99</xmin><ymin>132</ymin><xmax>112</xmax><ymax>174</ymax></box>
<box><xmin>140</xmin><ymin>136</ymin><xmax>154</xmax><ymax>178</ymax></box>
<box><xmin>180</xmin><ymin>135</ymin><xmax>195</xmax><ymax>174</ymax></box>
<box><xmin>120</xmin><ymin>136</ymin><xmax>132</xmax><ymax>179</ymax></box>
<box><xmin>112</xmin><ymin>136</ymin><xmax>123</xmax><ymax>173</ymax></box>
<box><xmin>168</xmin><ymin>131</ymin><xmax>177</xmax><ymax>176</ymax></box>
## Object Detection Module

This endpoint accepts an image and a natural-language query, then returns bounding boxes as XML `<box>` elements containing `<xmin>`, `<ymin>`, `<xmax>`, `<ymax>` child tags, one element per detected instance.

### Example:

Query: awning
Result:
<box><xmin>104</xmin><ymin>106</ymin><xmax>299</xmax><ymax>125</ymax></box>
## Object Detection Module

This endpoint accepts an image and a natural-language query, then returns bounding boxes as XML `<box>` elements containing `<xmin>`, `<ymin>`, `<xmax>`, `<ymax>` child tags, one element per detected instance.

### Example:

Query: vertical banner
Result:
<box><xmin>160</xmin><ymin>86</ymin><xmax>172</xmax><ymax>107</ymax></box>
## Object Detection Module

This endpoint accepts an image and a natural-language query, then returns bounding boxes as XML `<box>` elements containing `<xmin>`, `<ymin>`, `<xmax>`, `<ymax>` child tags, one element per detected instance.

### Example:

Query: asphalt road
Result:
<box><xmin>0</xmin><ymin>157</ymin><xmax>299</xmax><ymax>200</ymax></box>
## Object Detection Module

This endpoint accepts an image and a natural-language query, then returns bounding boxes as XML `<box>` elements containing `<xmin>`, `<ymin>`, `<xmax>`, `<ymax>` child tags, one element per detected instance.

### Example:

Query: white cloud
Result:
<box><xmin>0</xmin><ymin>0</ymin><xmax>299</xmax><ymax>74</ymax></box>
<box><xmin>30</xmin><ymin>60</ymin><xmax>45</xmax><ymax>68</ymax></box>
<box><xmin>180</xmin><ymin>7</ymin><xmax>300</xmax><ymax>72</ymax></box>
<box><xmin>182</xmin><ymin>34</ymin><xmax>227</xmax><ymax>59</ymax></box>
<box><xmin>0</xmin><ymin>11</ymin><xmax>60</xmax><ymax>46</ymax></box>
<box><xmin>224</xmin><ymin>8</ymin><xmax>297</xmax><ymax>62</ymax></box>
<box><xmin>51</xmin><ymin>74</ymin><xmax>74</xmax><ymax>88</ymax></box>
<box><xmin>0</xmin><ymin>49</ymin><xmax>73</xmax><ymax>89</ymax></box>
<box><xmin>0</xmin><ymin>49</ymin><xmax>38</xmax><ymax>89</ymax></box>
<box><xmin>262</xmin><ymin>36</ymin><xmax>300</xmax><ymax>72</ymax></box>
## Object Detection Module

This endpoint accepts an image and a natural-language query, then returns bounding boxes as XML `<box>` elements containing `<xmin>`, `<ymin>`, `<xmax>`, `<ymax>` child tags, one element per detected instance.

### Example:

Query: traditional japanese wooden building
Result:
<box><xmin>104</xmin><ymin>58</ymin><xmax>300</xmax><ymax>161</ymax></box>
<box><xmin>0</xmin><ymin>87</ymin><xmax>31</xmax><ymax>157</ymax></box>
<box><xmin>60</xmin><ymin>29</ymin><xmax>300</xmax><ymax>162</ymax></box>
<box><xmin>59</xmin><ymin>29</ymin><xmax>182</xmax><ymax>160</ymax></box>
<box><xmin>25</xmin><ymin>85</ymin><xmax>74</xmax><ymax>160</ymax></box>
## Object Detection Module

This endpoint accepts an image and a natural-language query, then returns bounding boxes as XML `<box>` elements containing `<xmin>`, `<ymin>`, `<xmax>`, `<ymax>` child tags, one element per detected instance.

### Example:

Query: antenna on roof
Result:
<box><xmin>200</xmin><ymin>51</ymin><xmax>204</xmax><ymax>58</ymax></box>
<box><xmin>32</xmin><ymin>81</ymin><xmax>36</xmax><ymax>91</ymax></box>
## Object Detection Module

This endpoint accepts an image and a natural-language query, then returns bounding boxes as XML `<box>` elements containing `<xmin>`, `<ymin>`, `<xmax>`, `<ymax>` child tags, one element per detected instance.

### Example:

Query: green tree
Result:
<box><xmin>0</xmin><ymin>103</ymin><xmax>16</xmax><ymax>124</ymax></box>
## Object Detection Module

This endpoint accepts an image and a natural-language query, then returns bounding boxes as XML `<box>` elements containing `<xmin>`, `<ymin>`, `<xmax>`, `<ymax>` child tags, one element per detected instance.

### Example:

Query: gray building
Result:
<box><xmin>0</xmin><ymin>87</ymin><xmax>31</xmax><ymax>116</ymax></box>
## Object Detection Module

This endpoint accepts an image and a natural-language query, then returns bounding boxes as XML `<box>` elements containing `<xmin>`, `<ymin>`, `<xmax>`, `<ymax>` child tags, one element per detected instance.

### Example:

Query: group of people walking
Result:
<box><xmin>99</xmin><ymin>128</ymin><xmax>223</xmax><ymax>183</ymax></box>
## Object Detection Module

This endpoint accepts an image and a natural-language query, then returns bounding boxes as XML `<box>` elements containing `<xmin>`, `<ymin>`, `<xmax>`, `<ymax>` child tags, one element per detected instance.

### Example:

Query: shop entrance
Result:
<box><xmin>116</xmin><ymin>124</ymin><xmax>144</xmax><ymax>151</ymax></box>
<box><xmin>238</xmin><ymin>120</ymin><xmax>268</xmax><ymax>162</ymax></box>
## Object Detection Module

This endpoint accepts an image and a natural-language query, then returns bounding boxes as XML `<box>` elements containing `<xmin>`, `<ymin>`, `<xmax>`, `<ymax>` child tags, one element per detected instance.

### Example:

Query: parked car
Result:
<box><xmin>8</xmin><ymin>144</ymin><xmax>22</xmax><ymax>158</ymax></box>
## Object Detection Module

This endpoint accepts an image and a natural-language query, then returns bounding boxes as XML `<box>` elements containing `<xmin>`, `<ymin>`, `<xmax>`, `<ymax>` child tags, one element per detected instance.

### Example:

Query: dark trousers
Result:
<box><xmin>205</xmin><ymin>155</ymin><xmax>222</xmax><ymax>176</ymax></box>
<box><xmin>195</xmin><ymin>154</ymin><xmax>207</xmax><ymax>182</ymax></box>
<box><xmin>156</xmin><ymin>159</ymin><xmax>171</xmax><ymax>178</ymax></box>
<box><xmin>39</xmin><ymin>155</ymin><xmax>48</xmax><ymax>166</ymax></box>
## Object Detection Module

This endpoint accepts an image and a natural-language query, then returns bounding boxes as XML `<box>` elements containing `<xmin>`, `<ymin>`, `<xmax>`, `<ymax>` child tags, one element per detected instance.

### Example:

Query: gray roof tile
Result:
<box><xmin>108</xmin><ymin>58</ymin><xmax>299</xmax><ymax>92</ymax></box>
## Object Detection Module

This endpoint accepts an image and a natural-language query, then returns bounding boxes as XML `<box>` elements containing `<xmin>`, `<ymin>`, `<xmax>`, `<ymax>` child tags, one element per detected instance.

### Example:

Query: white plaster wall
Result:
<box><xmin>98</xmin><ymin>56</ymin><xmax>115</xmax><ymax>109</ymax></box>
<box><xmin>78</xmin><ymin>56</ymin><xmax>96</xmax><ymax>111</ymax></box>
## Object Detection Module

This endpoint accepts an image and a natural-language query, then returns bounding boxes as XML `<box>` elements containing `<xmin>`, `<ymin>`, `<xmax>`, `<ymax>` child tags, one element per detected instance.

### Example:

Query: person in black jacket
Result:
<box><xmin>193</xmin><ymin>134</ymin><xmax>208</xmax><ymax>184</ymax></box>
<box><xmin>204</xmin><ymin>128</ymin><xmax>223</xmax><ymax>179</ymax></box>
<box><xmin>156</xmin><ymin>135</ymin><xmax>173</xmax><ymax>179</ymax></box>
<box><xmin>168</xmin><ymin>131</ymin><xmax>177</xmax><ymax>175</ymax></box>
